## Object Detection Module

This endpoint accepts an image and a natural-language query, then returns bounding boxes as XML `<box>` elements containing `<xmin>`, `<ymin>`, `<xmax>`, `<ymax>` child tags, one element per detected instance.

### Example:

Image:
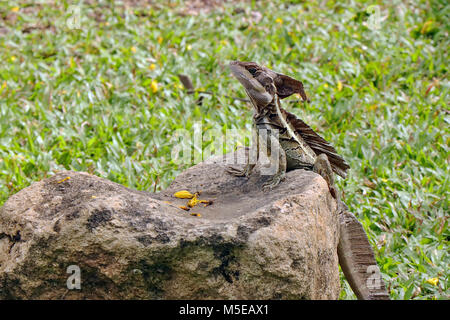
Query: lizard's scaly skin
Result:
<box><xmin>227</xmin><ymin>60</ymin><xmax>389</xmax><ymax>300</ymax></box>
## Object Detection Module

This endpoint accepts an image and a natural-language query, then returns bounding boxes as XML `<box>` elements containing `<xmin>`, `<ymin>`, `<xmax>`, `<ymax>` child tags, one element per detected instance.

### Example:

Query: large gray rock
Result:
<box><xmin>0</xmin><ymin>153</ymin><xmax>340</xmax><ymax>299</ymax></box>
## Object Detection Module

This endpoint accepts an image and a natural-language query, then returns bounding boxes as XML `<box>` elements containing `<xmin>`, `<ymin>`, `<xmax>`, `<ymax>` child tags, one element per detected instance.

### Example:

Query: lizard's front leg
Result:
<box><xmin>226</xmin><ymin>124</ymin><xmax>258</xmax><ymax>178</ymax></box>
<box><xmin>260</xmin><ymin>129</ymin><xmax>287</xmax><ymax>192</ymax></box>
<box><xmin>226</xmin><ymin>158</ymin><xmax>256</xmax><ymax>177</ymax></box>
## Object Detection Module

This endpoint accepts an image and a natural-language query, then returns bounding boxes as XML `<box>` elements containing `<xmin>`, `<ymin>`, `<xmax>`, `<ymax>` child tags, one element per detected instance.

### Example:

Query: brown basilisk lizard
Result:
<box><xmin>227</xmin><ymin>60</ymin><xmax>389</xmax><ymax>300</ymax></box>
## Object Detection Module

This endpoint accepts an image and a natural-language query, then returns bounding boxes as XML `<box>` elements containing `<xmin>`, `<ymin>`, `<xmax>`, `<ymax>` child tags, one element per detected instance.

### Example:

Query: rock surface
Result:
<box><xmin>0</xmin><ymin>153</ymin><xmax>340</xmax><ymax>299</ymax></box>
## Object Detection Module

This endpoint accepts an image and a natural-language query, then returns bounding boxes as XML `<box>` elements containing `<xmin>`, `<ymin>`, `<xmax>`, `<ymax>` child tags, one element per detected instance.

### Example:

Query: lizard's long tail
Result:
<box><xmin>337</xmin><ymin>210</ymin><xmax>390</xmax><ymax>300</ymax></box>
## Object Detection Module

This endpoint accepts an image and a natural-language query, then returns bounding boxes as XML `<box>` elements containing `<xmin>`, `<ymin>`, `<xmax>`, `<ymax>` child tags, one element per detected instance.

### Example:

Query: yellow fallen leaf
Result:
<box><xmin>421</xmin><ymin>20</ymin><xmax>433</xmax><ymax>34</ymax></box>
<box><xmin>150</xmin><ymin>80</ymin><xmax>158</xmax><ymax>93</ymax></box>
<box><xmin>179</xmin><ymin>206</ymin><xmax>190</xmax><ymax>211</ymax></box>
<box><xmin>426</xmin><ymin>277</ymin><xmax>439</xmax><ymax>286</ymax></box>
<box><xmin>57</xmin><ymin>177</ymin><xmax>71</xmax><ymax>184</ymax></box>
<box><xmin>173</xmin><ymin>190</ymin><xmax>194</xmax><ymax>199</ymax></box>
<box><xmin>199</xmin><ymin>199</ymin><xmax>213</xmax><ymax>207</ymax></box>
<box><xmin>187</xmin><ymin>194</ymin><xmax>200</xmax><ymax>208</ymax></box>
<box><xmin>337</xmin><ymin>81</ymin><xmax>343</xmax><ymax>92</ymax></box>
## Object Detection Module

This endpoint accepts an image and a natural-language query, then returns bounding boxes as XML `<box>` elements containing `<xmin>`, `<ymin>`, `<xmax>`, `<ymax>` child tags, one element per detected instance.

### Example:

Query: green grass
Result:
<box><xmin>0</xmin><ymin>0</ymin><xmax>448</xmax><ymax>299</ymax></box>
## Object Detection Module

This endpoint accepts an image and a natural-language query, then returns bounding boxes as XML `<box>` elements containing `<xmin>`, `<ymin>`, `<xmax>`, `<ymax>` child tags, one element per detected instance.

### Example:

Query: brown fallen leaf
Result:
<box><xmin>363</xmin><ymin>178</ymin><xmax>377</xmax><ymax>189</ymax></box>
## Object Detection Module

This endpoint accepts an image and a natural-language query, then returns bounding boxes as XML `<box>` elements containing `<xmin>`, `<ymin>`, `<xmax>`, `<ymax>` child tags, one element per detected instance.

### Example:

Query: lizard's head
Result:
<box><xmin>229</xmin><ymin>61</ymin><xmax>309</xmax><ymax>106</ymax></box>
<box><xmin>229</xmin><ymin>61</ymin><xmax>275</xmax><ymax>107</ymax></box>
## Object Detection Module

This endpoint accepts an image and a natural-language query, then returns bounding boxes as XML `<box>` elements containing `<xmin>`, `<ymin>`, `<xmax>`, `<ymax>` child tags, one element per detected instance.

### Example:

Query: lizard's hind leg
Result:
<box><xmin>313</xmin><ymin>153</ymin><xmax>338</xmax><ymax>200</ymax></box>
<box><xmin>314</xmin><ymin>153</ymin><xmax>348</xmax><ymax>213</ymax></box>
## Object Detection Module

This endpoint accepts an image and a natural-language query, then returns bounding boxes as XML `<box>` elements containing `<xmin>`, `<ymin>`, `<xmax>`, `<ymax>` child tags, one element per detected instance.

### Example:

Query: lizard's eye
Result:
<box><xmin>247</xmin><ymin>68</ymin><xmax>257</xmax><ymax>75</ymax></box>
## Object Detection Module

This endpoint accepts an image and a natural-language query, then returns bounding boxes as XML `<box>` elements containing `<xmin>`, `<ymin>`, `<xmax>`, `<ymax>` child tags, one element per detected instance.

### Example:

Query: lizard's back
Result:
<box><xmin>256</xmin><ymin>102</ymin><xmax>350</xmax><ymax>178</ymax></box>
<box><xmin>282</xmin><ymin>108</ymin><xmax>350</xmax><ymax>178</ymax></box>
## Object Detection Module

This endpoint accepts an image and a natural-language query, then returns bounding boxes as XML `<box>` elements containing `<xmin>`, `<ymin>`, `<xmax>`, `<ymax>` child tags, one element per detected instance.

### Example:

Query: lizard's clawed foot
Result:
<box><xmin>226</xmin><ymin>165</ymin><xmax>252</xmax><ymax>178</ymax></box>
<box><xmin>336</xmin><ymin>199</ymin><xmax>348</xmax><ymax>213</ymax></box>
<box><xmin>262</xmin><ymin>173</ymin><xmax>285</xmax><ymax>192</ymax></box>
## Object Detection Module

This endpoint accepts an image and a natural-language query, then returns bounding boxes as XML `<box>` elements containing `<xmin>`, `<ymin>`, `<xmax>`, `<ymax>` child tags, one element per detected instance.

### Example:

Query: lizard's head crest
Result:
<box><xmin>229</xmin><ymin>61</ymin><xmax>309</xmax><ymax>104</ymax></box>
